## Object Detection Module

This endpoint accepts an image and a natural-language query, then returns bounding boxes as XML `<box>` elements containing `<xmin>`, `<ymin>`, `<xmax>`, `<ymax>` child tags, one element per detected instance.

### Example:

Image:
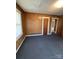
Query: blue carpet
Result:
<box><xmin>16</xmin><ymin>34</ymin><xmax>63</xmax><ymax>59</ymax></box>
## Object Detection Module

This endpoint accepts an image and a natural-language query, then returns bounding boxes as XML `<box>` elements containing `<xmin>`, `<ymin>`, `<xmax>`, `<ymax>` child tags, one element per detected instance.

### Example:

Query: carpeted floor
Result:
<box><xmin>16</xmin><ymin>34</ymin><xmax>63</xmax><ymax>59</ymax></box>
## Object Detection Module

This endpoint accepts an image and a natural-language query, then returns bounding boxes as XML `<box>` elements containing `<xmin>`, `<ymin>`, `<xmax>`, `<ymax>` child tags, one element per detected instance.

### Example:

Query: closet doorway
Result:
<box><xmin>41</xmin><ymin>17</ymin><xmax>50</xmax><ymax>35</ymax></box>
<box><xmin>50</xmin><ymin>18</ymin><xmax>59</xmax><ymax>34</ymax></box>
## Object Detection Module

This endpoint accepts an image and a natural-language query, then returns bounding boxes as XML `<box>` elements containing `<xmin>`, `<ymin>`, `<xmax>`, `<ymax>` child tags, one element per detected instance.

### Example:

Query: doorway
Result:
<box><xmin>50</xmin><ymin>18</ymin><xmax>59</xmax><ymax>34</ymax></box>
<box><xmin>41</xmin><ymin>17</ymin><xmax>50</xmax><ymax>35</ymax></box>
<box><xmin>43</xmin><ymin>18</ymin><xmax>48</xmax><ymax>35</ymax></box>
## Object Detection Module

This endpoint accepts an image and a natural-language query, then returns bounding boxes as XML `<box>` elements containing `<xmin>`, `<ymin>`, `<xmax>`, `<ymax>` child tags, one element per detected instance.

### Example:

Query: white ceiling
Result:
<box><xmin>16</xmin><ymin>0</ymin><xmax>63</xmax><ymax>15</ymax></box>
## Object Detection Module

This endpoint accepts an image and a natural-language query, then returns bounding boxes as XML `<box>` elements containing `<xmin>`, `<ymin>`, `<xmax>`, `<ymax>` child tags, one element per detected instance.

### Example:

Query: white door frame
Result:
<box><xmin>51</xmin><ymin>17</ymin><xmax>59</xmax><ymax>34</ymax></box>
<box><xmin>41</xmin><ymin>17</ymin><xmax>50</xmax><ymax>35</ymax></box>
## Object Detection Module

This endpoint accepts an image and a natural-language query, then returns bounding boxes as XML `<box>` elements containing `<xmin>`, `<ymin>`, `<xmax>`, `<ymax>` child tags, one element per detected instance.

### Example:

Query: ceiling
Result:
<box><xmin>16</xmin><ymin>0</ymin><xmax>63</xmax><ymax>15</ymax></box>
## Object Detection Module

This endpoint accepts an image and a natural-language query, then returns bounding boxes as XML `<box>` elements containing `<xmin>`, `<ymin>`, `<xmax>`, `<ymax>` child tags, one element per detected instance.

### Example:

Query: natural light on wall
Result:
<box><xmin>54</xmin><ymin>0</ymin><xmax>63</xmax><ymax>8</ymax></box>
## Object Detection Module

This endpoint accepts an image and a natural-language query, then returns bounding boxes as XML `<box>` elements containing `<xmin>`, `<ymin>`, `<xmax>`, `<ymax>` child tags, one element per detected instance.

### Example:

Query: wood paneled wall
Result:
<box><xmin>56</xmin><ymin>16</ymin><xmax>63</xmax><ymax>37</ymax></box>
<box><xmin>22</xmin><ymin>13</ymin><xmax>42</xmax><ymax>35</ymax></box>
<box><xmin>22</xmin><ymin>13</ymin><xmax>57</xmax><ymax>35</ymax></box>
<box><xmin>22</xmin><ymin>12</ymin><xmax>63</xmax><ymax>37</ymax></box>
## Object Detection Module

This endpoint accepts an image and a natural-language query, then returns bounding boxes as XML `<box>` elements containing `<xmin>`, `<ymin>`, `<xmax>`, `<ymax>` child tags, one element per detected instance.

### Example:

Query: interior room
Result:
<box><xmin>16</xmin><ymin>0</ymin><xmax>63</xmax><ymax>59</ymax></box>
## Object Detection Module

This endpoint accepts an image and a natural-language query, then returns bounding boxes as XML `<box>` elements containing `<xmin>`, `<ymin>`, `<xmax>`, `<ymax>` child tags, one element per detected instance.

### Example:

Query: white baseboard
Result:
<box><xmin>25</xmin><ymin>34</ymin><xmax>43</xmax><ymax>37</ymax></box>
<box><xmin>16</xmin><ymin>36</ymin><xmax>25</xmax><ymax>53</ymax></box>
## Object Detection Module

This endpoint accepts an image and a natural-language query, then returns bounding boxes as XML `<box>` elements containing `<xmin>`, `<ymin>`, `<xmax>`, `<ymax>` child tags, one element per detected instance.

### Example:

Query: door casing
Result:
<box><xmin>50</xmin><ymin>18</ymin><xmax>59</xmax><ymax>34</ymax></box>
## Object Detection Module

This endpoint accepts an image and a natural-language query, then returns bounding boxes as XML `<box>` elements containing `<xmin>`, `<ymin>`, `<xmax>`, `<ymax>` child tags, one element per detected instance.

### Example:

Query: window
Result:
<box><xmin>16</xmin><ymin>9</ymin><xmax>23</xmax><ymax>40</ymax></box>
